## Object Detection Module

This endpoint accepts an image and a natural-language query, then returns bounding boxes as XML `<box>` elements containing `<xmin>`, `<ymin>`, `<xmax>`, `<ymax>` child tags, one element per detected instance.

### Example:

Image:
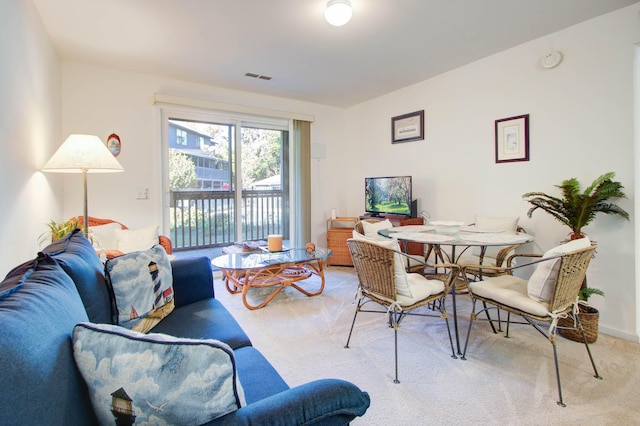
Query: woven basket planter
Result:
<box><xmin>558</xmin><ymin>305</ymin><xmax>599</xmax><ymax>343</ymax></box>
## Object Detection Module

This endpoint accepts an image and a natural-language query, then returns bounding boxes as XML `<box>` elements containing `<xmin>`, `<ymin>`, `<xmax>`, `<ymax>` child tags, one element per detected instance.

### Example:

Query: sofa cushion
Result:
<box><xmin>0</xmin><ymin>253</ymin><xmax>97</xmax><ymax>425</ymax></box>
<box><xmin>105</xmin><ymin>245</ymin><xmax>174</xmax><ymax>332</ymax></box>
<box><xmin>151</xmin><ymin>298</ymin><xmax>253</xmax><ymax>350</ymax></box>
<box><xmin>73</xmin><ymin>322</ymin><xmax>245</xmax><ymax>425</ymax></box>
<box><xmin>43</xmin><ymin>229</ymin><xmax>113</xmax><ymax>324</ymax></box>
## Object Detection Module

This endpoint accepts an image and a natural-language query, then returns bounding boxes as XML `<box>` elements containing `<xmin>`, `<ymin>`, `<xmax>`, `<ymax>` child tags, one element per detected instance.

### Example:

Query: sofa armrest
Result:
<box><xmin>209</xmin><ymin>379</ymin><xmax>370</xmax><ymax>425</ymax></box>
<box><xmin>170</xmin><ymin>256</ymin><xmax>215</xmax><ymax>307</ymax></box>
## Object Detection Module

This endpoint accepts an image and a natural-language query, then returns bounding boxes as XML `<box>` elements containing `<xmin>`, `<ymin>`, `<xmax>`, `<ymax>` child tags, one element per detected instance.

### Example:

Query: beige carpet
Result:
<box><xmin>213</xmin><ymin>266</ymin><xmax>640</xmax><ymax>425</ymax></box>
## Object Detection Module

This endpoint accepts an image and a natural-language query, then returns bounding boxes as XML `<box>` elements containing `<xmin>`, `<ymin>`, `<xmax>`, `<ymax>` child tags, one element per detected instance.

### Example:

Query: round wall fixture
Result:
<box><xmin>541</xmin><ymin>50</ymin><xmax>563</xmax><ymax>69</ymax></box>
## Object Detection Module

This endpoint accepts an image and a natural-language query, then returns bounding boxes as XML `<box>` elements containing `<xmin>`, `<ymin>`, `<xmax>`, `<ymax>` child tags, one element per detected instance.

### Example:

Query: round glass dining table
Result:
<box><xmin>377</xmin><ymin>224</ymin><xmax>534</xmax><ymax>264</ymax></box>
<box><xmin>377</xmin><ymin>224</ymin><xmax>535</xmax><ymax>355</ymax></box>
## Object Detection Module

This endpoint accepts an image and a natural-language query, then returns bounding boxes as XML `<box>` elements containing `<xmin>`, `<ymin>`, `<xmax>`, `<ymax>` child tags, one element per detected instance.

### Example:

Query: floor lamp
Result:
<box><xmin>42</xmin><ymin>134</ymin><xmax>124</xmax><ymax>236</ymax></box>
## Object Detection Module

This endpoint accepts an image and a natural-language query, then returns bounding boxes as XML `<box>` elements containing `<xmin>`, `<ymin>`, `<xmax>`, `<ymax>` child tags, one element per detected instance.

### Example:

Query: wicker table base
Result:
<box><xmin>212</xmin><ymin>248</ymin><xmax>331</xmax><ymax>310</ymax></box>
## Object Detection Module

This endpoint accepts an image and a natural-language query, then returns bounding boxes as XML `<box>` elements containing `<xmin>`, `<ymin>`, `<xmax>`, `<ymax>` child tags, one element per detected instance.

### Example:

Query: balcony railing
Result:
<box><xmin>170</xmin><ymin>190</ymin><xmax>287</xmax><ymax>251</ymax></box>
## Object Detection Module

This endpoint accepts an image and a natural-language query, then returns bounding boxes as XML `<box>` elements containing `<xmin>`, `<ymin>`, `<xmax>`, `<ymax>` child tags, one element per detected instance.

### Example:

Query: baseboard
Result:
<box><xmin>599</xmin><ymin>325</ymin><xmax>640</xmax><ymax>343</ymax></box>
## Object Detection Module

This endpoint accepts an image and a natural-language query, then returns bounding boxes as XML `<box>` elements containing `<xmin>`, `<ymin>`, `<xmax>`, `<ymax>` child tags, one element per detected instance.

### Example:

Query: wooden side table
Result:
<box><xmin>326</xmin><ymin>217</ymin><xmax>357</xmax><ymax>266</ymax></box>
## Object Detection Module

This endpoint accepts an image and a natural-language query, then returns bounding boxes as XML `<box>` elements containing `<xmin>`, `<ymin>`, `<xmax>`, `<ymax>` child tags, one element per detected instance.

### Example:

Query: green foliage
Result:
<box><xmin>38</xmin><ymin>218</ymin><xmax>81</xmax><ymax>245</ymax></box>
<box><xmin>169</xmin><ymin>149</ymin><xmax>197</xmax><ymax>190</ymax></box>
<box><xmin>241</xmin><ymin>128</ymin><xmax>281</xmax><ymax>188</ymax></box>
<box><xmin>579</xmin><ymin>287</ymin><xmax>605</xmax><ymax>302</ymax></box>
<box><xmin>522</xmin><ymin>172</ymin><xmax>629</xmax><ymax>238</ymax></box>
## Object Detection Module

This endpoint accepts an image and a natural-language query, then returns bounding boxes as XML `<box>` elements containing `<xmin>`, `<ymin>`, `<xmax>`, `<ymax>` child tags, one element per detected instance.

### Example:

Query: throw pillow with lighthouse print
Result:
<box><xmin>72</xmin><ymin>323</ymin><xmax>245</xmax><ymax>425</ymax></box>
<box><xmin>105</xmin><ymin>244</ymin><xmax>174</xmax><ymax>332</ymax></box>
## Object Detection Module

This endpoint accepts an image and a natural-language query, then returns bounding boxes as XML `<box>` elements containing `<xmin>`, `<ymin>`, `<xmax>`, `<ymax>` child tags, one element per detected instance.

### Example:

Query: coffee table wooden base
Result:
<box><xmin>222</xmin><ymin>260</ymin><xmax>326</xmax><ymax>310</ymax></box>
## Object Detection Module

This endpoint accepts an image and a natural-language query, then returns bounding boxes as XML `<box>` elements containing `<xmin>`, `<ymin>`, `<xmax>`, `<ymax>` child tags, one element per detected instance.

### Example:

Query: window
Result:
<box><xmin>176</xmin><ymin>128</ymin><xmax>187</xmax><ymax>146</ymax></box>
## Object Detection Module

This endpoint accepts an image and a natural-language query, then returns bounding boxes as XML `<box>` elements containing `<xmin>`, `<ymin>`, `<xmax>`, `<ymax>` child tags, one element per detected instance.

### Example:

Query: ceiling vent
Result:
<box><xmin>245</xmin><ymin>73</ymin><xmax>272</xmax><ymax>81</ymax></box>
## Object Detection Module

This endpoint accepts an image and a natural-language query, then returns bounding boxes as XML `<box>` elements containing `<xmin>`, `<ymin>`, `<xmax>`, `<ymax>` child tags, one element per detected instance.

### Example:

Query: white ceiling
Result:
<box><xmin>33</xmin><ymin>0</ymin><xmax>639</xmax><ymax>108</ymax></box>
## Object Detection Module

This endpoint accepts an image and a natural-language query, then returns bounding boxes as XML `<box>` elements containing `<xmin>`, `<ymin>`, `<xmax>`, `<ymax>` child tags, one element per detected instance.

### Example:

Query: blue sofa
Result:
<box><xmin>0</xmin><ymin>230</ymin><xmax>370</xmax><ymax>425</ymax></box>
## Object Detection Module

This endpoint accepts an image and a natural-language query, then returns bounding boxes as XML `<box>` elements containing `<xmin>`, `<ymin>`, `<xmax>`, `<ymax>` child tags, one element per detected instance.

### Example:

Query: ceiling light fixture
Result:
<box><xmin>324</xmin><ymin>0</ymin><xmax>352</xmax><ymax>27</ymax></box>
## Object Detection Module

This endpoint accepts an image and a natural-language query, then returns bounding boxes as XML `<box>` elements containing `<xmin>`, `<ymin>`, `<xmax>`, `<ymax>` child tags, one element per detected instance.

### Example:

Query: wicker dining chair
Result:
<box><xmin>461</xmin><ymin>241</ymin><xmax>601</xmax><ymax>406</ymax></box>
<box><xmin>344</xmin><ymin>237</ymin><xmax>461</xmax><ymax>383</ymax></box>
<box><xmin>354</xmin><ymin>219</ymin><xmax>428</xmax><ymax>273</ymax></box>
<box><xmin>458</xmin><ymin>223</ymin><xmax>528</xmax><ymax>280</ymax></box>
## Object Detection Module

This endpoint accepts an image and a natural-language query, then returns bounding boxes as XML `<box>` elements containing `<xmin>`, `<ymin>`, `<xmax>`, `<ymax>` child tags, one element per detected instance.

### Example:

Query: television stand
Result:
<box><xmin>359</xmin><ymin>213</ymin><xmax>410</xmax><ymax>221</ymax></box>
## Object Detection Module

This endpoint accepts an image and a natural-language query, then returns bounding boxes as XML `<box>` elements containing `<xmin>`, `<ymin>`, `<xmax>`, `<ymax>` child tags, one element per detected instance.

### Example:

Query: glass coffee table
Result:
<box><xmin>211</xmin><ymin>247</ymin><xmax>332</xmax><ymax>310</ymax></box>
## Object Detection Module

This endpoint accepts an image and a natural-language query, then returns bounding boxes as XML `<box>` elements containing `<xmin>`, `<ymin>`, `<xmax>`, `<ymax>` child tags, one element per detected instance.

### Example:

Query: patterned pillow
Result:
<box><xmin>105</xmin><ymin>245</ymin><xmax>174</xmax><ymax>332</ymax></box>
<box><xmin>72</xmin><ymin>322</ymin><xmax>245</xmax><ymax>425</ymax></box>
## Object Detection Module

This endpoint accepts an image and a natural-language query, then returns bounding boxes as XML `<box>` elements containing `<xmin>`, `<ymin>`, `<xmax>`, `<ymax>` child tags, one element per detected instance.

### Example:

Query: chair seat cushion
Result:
<box><xmin>395</xmin><ymin>273</ymin><xmax>445</xmax><ymax>306</ymax></box>
<box><xmin>470</xmin><ymin>275</ymin><xmax>550</xmax><ymax>317</ymax></box>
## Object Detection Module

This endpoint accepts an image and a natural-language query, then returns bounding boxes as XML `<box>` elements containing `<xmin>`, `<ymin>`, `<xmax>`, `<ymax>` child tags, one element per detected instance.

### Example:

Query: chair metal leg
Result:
<box><xmin>393</xmin><ymin>323</ymin><xmax>400</xmax><ymax>384</ymax></box>
<box><xmin>439</xmin><ymin>299</ymin><xmax>457</xmax><ymax>359</ymax></box>
<box><xmin>344</xmin><ymin>299</ymin><xmax>362</xmax><ymax>349</ymax></box>
<box><xmin>461</xmin><ymin>298</ymin><xmax>478</xmax><ymax>360</ymax></box>
<box><xmin>389</xmin><ymin>309</ymin><xmax>400</xmax><ymax>384</ymax></box>
<box><xmin>505</xmin><ymin>311</ymin><xmax>512</xmax><ymax>338</ymax></box>
<box><xmin>551</xmin><ymin>340</ymin><xmax>566</xmax><ymax>407</ymax></box>
<box><xmin>576</xmin><ymin>315</ymin><xmax>603</xmax><ymax>380</ymax></box>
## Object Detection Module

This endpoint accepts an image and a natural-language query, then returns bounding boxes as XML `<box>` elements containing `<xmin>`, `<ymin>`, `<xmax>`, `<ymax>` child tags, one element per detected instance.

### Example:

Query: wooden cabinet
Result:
<box><xmin>326</xmin><ymin>217</ymin><xmax>357</xmax><ymax>266</ymax></box>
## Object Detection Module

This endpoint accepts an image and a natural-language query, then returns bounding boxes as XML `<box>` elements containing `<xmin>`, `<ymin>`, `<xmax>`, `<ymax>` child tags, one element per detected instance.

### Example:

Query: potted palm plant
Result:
<box><xmin>522</xmin><ymin>172</ymin><xmax>629</xmax><ymax>240</ymax></box>
<box><xmin>522</xmin><ymin>172</ymin><xmax>629</xmax><ymax>342</ymax></box>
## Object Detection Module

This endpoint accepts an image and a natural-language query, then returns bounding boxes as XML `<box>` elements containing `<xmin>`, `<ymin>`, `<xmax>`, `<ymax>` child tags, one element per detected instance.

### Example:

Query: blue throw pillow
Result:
<box><xmin>0</xmin><ymin>253</ymin><xmax>96</xmax><ymax>425</ymax></box>
<box><xmin>43</xmin><ymin>229</ymin><xmax>113</xmax><ymax>323</ymax></box>
<box><xmin>105</xmin><ymin>244</ymin><xmax>175</xmax><ymax>332</ymax></box>
<box><xmin>72</xmin><ymin>322</ymin><xmax>245</xmax><ymax>425</ymax></box>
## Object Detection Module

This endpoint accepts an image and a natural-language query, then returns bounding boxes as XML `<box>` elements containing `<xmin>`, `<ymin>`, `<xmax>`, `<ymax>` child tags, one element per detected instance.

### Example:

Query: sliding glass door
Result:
<box><xmin>162</xmin><ymin>112</ymin><xmax>289</xmax><ymax>251</ymax></box>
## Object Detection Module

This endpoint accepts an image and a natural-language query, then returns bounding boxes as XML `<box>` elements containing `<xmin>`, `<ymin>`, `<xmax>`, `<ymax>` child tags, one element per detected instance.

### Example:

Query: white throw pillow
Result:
<box><xmin>471</xmin><ymin>216</ymin><xmax>520</xmax><ymax>258</ymax></box>
<box><xmin>360</xmin><ymin>219</ymin><xmax>393</xmax><ymax>241</ymax></box>
<box><xmin>527</xmin><ymin>237</ymin><xmax>592</xmax><ymax>303</ymax></box>
<box><xmin>351</xmin><ymin>231</ymin><xmax>411</xmax><ymax>297</ymax></box>
<box><xmin>88</xmin><ymin>222</ymin><xmax>122</xmax><ymax>251</ymax></box>
<box><xmin>115</xmin><ymin>225</ymin><xmax>159</xmax><ymax>253</ymax></box>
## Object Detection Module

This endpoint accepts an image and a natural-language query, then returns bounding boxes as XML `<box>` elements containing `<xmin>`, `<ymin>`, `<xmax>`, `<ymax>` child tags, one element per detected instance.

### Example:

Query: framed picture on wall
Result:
<box><xmin>392</xmin><ymin>110</ymin><xmax>424</xmax><ymax>143</ymax></box>
<box><xmin>495</xmin><ymin>114</ymin><xmax>529</xmax><ymax>163</ymax></box>
<box><xmin>107</xmin><ymin>133</ymin><xmax>121</xmax><ymax>157</ymax></box>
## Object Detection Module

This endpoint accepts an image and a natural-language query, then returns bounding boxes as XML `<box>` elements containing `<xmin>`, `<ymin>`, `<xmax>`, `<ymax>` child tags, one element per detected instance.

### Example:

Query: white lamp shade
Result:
<box><xmin>42</xmin><ymin>134</ymin><xmax>124</xmax><ymax>173</ymax></box>
<box><xmin>324</xmin><ymin>0</ymin><xmax>352</xmax><ymax>26</ymax></box>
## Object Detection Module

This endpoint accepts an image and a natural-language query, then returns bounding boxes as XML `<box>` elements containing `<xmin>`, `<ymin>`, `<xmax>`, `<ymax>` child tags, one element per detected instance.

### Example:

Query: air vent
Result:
<box><xmin>245</xmin><ymin>72</ymin><xmax>272</xmax><ymax>81</ymax></box>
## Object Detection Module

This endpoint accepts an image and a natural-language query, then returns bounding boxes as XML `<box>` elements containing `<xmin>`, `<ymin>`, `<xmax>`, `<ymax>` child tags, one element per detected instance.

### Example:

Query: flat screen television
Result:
<box><xmin>365</xmin><ymin>176</ymin><xmax>412</xmax><ymax>217</ymax></box>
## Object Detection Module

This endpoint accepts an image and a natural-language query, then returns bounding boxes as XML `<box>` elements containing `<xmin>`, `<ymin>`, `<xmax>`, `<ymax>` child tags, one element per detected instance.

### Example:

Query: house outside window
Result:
<box><xmin>176</xmin><ymin>128</ymin><xmax>187</xmax><ymax>146</ymax></box>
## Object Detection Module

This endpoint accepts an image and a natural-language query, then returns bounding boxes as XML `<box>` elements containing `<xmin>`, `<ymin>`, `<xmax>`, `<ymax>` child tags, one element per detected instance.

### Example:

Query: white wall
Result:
<box><xmin>60</xmin><ymin>62</ymin><xmax>347</xmax><ymax>243</ymax></box>
<box><xmin>0</xmin><ymin>0</ymin><xmax>62</xmax><ymax>276</ymax></box>
<box><xmin>343</xmin><ymin>5</ymin><xmax>640</xmax><ymax>340</ymax></box>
